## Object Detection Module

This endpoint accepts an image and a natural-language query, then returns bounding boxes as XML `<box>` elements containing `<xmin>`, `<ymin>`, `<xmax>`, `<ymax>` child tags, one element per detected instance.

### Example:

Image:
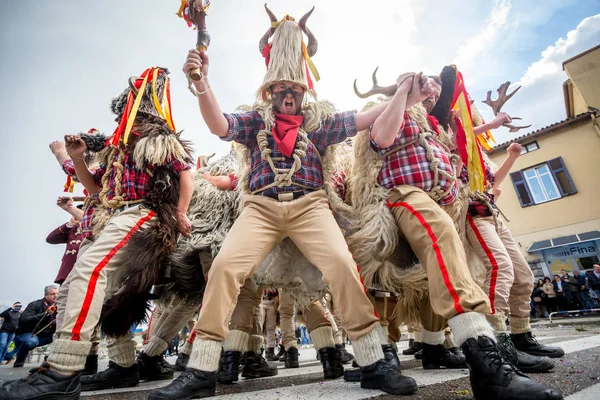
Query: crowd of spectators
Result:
<box><xmin>531</xmin><ymin>264</ymin><xmax>600</xmax><ymax>318</ymax></box>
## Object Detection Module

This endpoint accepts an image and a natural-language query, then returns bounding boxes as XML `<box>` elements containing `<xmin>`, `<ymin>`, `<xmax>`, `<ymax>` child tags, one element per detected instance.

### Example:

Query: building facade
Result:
<box><xmin>488</xmin><ymin>45</ymin><xmax>600</xmax><ymax>278</ymax></box>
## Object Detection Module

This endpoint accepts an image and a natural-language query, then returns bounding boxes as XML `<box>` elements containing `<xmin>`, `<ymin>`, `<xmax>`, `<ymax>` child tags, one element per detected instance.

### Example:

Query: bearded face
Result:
<box><xmin>421</xmin><ymin>79</ymin><xmax>442</xmax><ymax>114</ymax></box>
<box><xmin>271</xmin><ymin>82</ymin><xmax>305</xmax><ymax>115</ymax></box>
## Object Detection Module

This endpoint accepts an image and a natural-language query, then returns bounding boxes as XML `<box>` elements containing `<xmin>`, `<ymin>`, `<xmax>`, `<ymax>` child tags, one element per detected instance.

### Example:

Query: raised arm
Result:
<box><xmin>371</xmin><ymin>73</ymin><xmax>435</xmax><ymax>148</ymax></box>
<box><xmin>473</xmin><ymin>113</ymin><xmax>512</xmax><ymax>136</ymax></box>
<box><xmin>64</xmin><ymin>134</ymin><xmax>102</xmax><ymax>194</ymax></box>
<box><xmin>493</xmin><ymin>143</ymin><xmax>522</xmax><ymax>189</ymax></box>
<box><xmin>183</xmin><ymin>50</ymin><xmax>229</xmax><ymax>137</ymax></box>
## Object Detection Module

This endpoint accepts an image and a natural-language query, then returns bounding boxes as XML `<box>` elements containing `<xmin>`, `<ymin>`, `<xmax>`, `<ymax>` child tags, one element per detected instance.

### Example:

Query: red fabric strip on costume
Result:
<box><xmin>386</xmin><ymin>200</ymin><xmax>465</xmax><ymax>315</ymax></box>
<box><xmin>70</xmin><ymin>210</ymin><xmax>156</xmax><ymax>341</ymax></box>
<box><xmin>187</xmin><ymin>329</ymin><xmax>197</xmax><ymax>344</ymax></box>
<box><xmin>467</xmin><ymin>215</ymin><xmax>498</xmax><ymax>314</ymax></box>
<box><xmin>272</xmin><ymin>114</ymin><xmax>304</xmax><ymax>158</ymax></box>
<box><xmin>426</xmin><ymin>115</ymin><xmax>440</xmax><ymax>135</ymax></box>
<box><xmin>262</xmin><ymin>43</ymin><xmax>272</xmax><ymax>67</ymax></box>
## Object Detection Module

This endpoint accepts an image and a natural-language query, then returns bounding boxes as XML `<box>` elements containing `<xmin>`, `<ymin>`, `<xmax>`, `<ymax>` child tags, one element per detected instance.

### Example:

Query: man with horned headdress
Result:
<box><xmin>151</xmin><ymin>5</ymin><xmax>419</xmax><ymax>399</ymax></box>
<box><xmin>348</xmin><ymin>65</ymin><xmax>562</xmax><ymax>399</ymax></box>
<box><xmin>0</xmin><ymin>67</ymin><xmax>195</xmax><ymax>400</ymax></box>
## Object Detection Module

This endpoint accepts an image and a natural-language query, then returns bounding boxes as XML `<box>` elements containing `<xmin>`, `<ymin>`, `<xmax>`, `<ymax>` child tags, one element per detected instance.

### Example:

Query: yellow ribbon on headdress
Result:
<box><xmin>151</xmin><ymin>68</ymin><xmax>176</xmax><ymax>131</ymax></box>
<box><xmin>302</xmin><ymin>41</ymin><xmax>320</xmax><ymax>83</ymax></box>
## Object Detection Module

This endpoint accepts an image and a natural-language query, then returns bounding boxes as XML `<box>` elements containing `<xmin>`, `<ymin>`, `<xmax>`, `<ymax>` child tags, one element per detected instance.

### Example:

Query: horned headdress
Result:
<box><xmin>257</xmin><ymin>4</ymin><xmax>320</xmax><ymax>101</ymax></box>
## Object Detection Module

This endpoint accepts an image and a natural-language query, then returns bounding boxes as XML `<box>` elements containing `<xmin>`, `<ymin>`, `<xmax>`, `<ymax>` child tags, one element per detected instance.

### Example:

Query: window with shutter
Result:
<box><xmin>510</xmin><ymin>171</ymin><xmax>534</xmax><ymax>207</ymax></box>
<box><xmin>548</xmin><ymin>157</ymin><xmax>577</xmax><ymax>196</ymax></box>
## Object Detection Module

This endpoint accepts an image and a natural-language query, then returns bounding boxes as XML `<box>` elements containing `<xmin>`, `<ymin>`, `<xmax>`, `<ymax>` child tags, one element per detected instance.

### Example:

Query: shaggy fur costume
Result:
<box><xmin>166</xmin><ymin>154</ymin><xmax>240</xmax><ymax>305</ymax></box>
<box><xmin>347</xmin><ymin>103</ymin><xmax>466</xmax><ymax>325</ymax></box>
<box><xmin>85</xmin><ymin>113</ymin><xmax>194</xmax><ymax>338</ymax></box>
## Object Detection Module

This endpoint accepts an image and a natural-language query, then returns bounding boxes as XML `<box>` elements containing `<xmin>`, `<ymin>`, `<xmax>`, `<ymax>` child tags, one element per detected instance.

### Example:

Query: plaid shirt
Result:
<box><xmin>63</xmin><ymin>152</ymin><xmax>189</xmax><ymax>234</ymax></box>
<box><xmin>222</xmin><ymin>110</ymin><xmax>357</xmax><ymax>197</ymax></box>
<box><xmin>459</xmin><ymin>164</ymin><xmax>496</xmax><ymax>217</ymax></box>
<box><xmin>371</xmin><ymin>112</ymin><xmax>458</xmax><ymax>206</ymax></box>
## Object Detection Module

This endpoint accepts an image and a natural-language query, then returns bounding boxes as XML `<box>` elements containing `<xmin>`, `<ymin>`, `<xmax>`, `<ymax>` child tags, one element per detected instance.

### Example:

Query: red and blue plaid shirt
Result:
<box><xmin>222</xmin><ymin>110</ymin><xmax>357</xmax><ymax>197</ymax></box>
<box><xmin>458</xmin><ymin>164</ymin><xmax>496</xmax><ymax>217</ymax></box>
<box><xmin>371</xmin><ymin>112</ymin><xmax>458</xmax><ymax>206</ymax></box>
<box><xmin>63</xmin><ymin>152</ymin><xmax>189</xmax><ymax>234</ymax></box>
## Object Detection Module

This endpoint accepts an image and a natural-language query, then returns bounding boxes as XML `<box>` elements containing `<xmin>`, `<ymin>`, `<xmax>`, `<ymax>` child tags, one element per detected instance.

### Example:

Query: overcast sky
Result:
<box><xmin>0</xmin><ymin>0</ymin><xmax>599</xmax><ymax>306</ymax></box>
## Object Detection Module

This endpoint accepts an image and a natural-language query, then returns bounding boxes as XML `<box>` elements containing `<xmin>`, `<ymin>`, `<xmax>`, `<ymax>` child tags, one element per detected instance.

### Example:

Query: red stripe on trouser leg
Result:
<box><xmin>466</xmin><ymin>215</ymin><xmax>498</xmax><ymax>314</ymax></box>
<box><xmin>355</xmin><ymin>262</ymin><xmax>379</xmax><ymax>319</ymax></box>
<box><xmin>145</xmin><ymin>306</ymin><xmax>158</xmax><ymax>345</ymax></box>
<box><xmin>71</xmin><ymin>210</ymin><xmax>156</xmax><ymax>341</ymax></box>
<box><xmin>386</xmin><ymin>200</ymin><xmax>465</xmax><ymax>314</ymax></box>
<box><xmin>188</xmin><ymin>330</ymin><xmax>197</xmax><ymax>344</ymax></box>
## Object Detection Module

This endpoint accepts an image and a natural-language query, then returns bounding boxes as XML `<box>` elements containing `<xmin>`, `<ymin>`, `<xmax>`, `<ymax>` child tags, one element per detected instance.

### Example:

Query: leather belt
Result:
<box><xmin>263</xmin><ymin>191</ymin><xmax>307</xmax><ymax>202</ymax></box>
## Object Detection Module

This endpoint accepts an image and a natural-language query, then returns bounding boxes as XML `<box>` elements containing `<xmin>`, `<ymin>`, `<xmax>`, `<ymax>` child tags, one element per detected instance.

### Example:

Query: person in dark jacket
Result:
<box><xmin>588</xmin><ymin>264</ymin><xmax>600</xmax><ymax>305</ymax></box>
<box><xmin>9</xmin><ymin>286</ymin><xmax>58</xmax><ymax>368</ymax></box>
<box><xmin>46</xmin><ymin>196</ymin><xmax>84</xmax><ymax>284</ymax></box>
<box><xmin>0</xmin><ymin>302</ymin><xmax>22</xmax><ymax>363</ymax></box>
<box><xmin>573</xmin><ymin>269</ymin><xmax>596</xmax><ymax>310</ymax></box>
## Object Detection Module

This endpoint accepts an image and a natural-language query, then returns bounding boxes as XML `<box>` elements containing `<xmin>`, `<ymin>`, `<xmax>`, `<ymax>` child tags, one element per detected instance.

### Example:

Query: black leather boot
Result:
<box><xmin>218</xmin><ymin>350</ymin><xmax>242</xmax><ymax>384</ymax></box>
<box><xmin>381</xmin><ymin>344</ymin><xmax>400</xmax><ymax>370</ymax></box>
<box><xmin>0</xmin><ymin>362</ymin><xmax>81</xmax><ymax>400</ymax></box>
<box><xmin>81</xmin><ymin>354</ymin><xmax>98</xmax><ymax>376</ymax></box>
<box><xmin>511</xmin><ymin>332</ymin><xmax>565</xmax><ymax>358</ymax></box>
<box><xmin>285</xmin><ymin>347</ymin><xmax>299</xmax><ymax>368</ymax></box>
<box><xmin>496</xmin><ymin>333</ymin><xmax>555</xmax><ymax>373</ymax></box>
<box><xmin>462</xmin><ymin>336</ymin><xmax>563</xmax><ymax>400</ymax></box>
<box><xmin>175</xmin><ymin>352</ymin><xmax>190</xmax><ymax>371</ymax></box>
<box><xmin>336</xmin><ymin>343</ymin><xmax>355</xmax><ymax>364</ymax></box>
<box><xmin>344</xmin><ymin>344</ymin><xmax>400</xmax><ymax>383</ymax></box>
<box><xmin>158</xmin><ymin>354</ymin><xmax>175</xmax><ymax>371</ymax></box>
<box><xmin>279</xmin><ymin>349</ymin><xmax>287</xmax><ymax>362</ymax></box>
<box><xmin>81</xmin><ymin>361</ymin><xmax>139</xmax><ymax>391</ymax></box>
<box><xmin>241</xmin><ymin>352</ymin><xmax>278</xmax><ymax>379</ymax></box>
<box><xmin>137</xmin><ymin>352</ymin><xmax>174</xmax><ymax>381</ymax></box>
<box><xmin>318</xmin><ymin>347</ymin><xmax>344</xmax><ymax>379</ymax></box>
<box><xmin>421</xmin><ymin>343</ymin><xmax>467</xmax><ymax>369</ymax></box>
<box><xmin>360</xmin><ymin>359</ymin><xmax>418</xmax><ymax>395</ymax></box>
<box><xmin>402</xmin><ymin>341</ymin><xmax>423</xmax><ymax>355</ymax></box>
<box><xmin>275</xmin><ymin>344</ymin><xmax>285</xmax><ymax>359</ymax></box>
<box><xmin>147</xmin><ymin>369</ymin><xmax>217</xmax><ymax>400</ymax></box>
<box><xmin>265</xmin><ymin>347</ymin><xmax>279</xmax><ymax>361</ymax></box>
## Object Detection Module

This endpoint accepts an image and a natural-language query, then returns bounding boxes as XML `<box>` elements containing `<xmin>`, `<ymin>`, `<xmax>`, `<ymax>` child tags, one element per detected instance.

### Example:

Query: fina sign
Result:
<box><xmin>543</xmin><ymin>242</ymin><xmax>598</xmax><ymax>261</ymax></box>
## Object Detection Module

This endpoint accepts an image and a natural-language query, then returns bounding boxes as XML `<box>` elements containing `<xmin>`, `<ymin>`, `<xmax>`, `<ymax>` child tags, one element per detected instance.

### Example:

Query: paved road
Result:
<box><xmin>1</xmin><ymin>318</ymin><xmax>599</xmax><ymax>399</ymax></box>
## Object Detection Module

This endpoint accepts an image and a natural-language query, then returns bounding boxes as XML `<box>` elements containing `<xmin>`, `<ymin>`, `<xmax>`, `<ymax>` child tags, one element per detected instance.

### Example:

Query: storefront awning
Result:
<box><xmin>527</xmin><ymin>230</ymin><xmax>600</xmax><ymax>252</ymax></box>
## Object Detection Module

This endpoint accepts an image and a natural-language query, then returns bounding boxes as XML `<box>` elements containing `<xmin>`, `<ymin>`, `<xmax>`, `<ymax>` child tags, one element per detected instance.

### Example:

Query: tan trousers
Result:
<box><xmin>324</xmin><ymin>294</ymin><xmax>346</xmax><ymax>344</ymax></box>
<box><xmin>49</xmin><ymin>206</ymin><xmax>157</xmax><ymax>373</ymax></box>
<box><xmin>372</xmin><ymin>296</ymin><xmax>401</xmax><ymax>343</ymax></box>
<box><xmin>260</xmin><ymin>299</ymin><xmax>278</xmax><ymax>348</ymax></box>
<box><xmin>278</xmin><ymin>289</ymin><xmax>331</xmax><ymax>349</ymax></box>
<box><xmin>145</xmin><ymin>298</ymin><xmax>200</xmax><ymax>357</ymax></box>
<box><xmin>387</xmin><ymin>187</ymin><xmax>491</xmax><ymax>320</ymax></box>
<box><xmin>466</xmin><ymin>215</ymin><xmax>533</xmax><ymax>319</ymax></box>
<box><xmin>56</xmin><ymin>238</ymin><xmax>102</xmax><ymax>355</ymax></box>
<box><xmin>229</xmin><ymin>279</ymin><xmax>263</xmax><ymax>335</ymax></box>
<box><xmin>193</xmin><ymin>191</ymin><xmax>379</xmax><ymax>343</ymax></box>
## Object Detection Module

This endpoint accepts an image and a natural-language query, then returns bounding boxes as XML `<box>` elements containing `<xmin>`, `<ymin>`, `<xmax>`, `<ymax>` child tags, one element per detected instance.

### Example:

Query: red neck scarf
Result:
<box><xmin>426</xmin><ymin>115</ymin><xmax>441</xmax><ymax>135</ymax></box>
<box><xmin>272</xmin><ymin>113</ymin><xmax>304</xmax><ymax>157</ymax></box>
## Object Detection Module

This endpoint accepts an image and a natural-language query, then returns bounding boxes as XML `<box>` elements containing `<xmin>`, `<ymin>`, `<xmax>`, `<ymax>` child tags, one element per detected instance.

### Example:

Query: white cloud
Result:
<box><xmin>520</xmin><ymin>14</ymin><xmax>600</xmax><ymax>87</ymax></box>
<box><xmin>452</xmin><ymin>0</ymin><xmax>512</xmax><ymax>75</ymax></box>
<box><xmin>492</xmin><ymin>13</ymin><xmax>600</xmax><ymax>144</ymax></box>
